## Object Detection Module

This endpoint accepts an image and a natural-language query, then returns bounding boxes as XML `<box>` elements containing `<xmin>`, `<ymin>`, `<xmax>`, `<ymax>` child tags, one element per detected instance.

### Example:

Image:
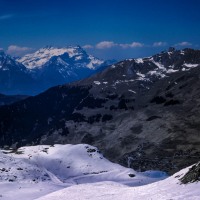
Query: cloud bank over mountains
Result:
<box><xmin>83</xmin><ymin>40</ymin><xmax>192</xmax><ymax>50</ymax></box>
<box><xmin>0</xmin><ymin>41</ymin><xmax>193</xmax><ymax>57</ymax></box>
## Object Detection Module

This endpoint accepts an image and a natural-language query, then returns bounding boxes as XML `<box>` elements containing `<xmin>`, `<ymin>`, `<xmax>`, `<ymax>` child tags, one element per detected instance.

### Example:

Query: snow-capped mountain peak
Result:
<box><xmin>0</xmin><ymin>45</ymin><xmax>115</xmax><ymax>95</ymax></box>
<box><xmin>17</xmin><ymin>46</ymin><xmax>78</xmax><ymax>69</ymax></box>
<box><xmin>17</xmin><ymin>45</ymin><xmax>104</xmax><ymax>70</ymax></box>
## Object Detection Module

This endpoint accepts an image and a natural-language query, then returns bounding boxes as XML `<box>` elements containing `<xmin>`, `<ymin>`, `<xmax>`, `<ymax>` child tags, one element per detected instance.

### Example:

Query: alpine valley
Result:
<box><xmin>1</xmin><ymin>47</ymin><xmax>200</xmax><ymax>199</ymax></box>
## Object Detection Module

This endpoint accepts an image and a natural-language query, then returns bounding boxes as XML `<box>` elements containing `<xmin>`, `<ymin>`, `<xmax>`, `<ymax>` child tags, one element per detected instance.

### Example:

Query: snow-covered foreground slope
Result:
<box><xmin>0</xmin><ymin>144</ymin><xmax>167</xmax><ymax>200</ymax></box>
<box><xmin>0</xmin><ymin>144</ymin><xmax>199</xmax><ymax>200</ymax></box>
<box><xmin>36</xmin><ymin>166</ymin><xmax>200</xmax><ymax>200</ymax></box>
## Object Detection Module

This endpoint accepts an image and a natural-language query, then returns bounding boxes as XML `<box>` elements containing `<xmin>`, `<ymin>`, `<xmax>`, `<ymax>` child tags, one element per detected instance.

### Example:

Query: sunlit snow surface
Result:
<box><xmin>18</xmin><ymin>47</ymin><xmax>77</xmax><ymax>69</ymax></box>
<box><xmin>17</xmin><ymin>46</ymin><xmax>104</xmax><ymax>69</ymax></box>
<box><xmin>0</xmin><ymin>144</ymin><xmax>199</xmax><ymax>200</ymax></box>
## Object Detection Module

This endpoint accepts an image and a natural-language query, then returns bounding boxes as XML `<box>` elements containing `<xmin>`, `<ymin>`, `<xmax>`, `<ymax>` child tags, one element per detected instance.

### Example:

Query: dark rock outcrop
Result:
<box><xmin>180</xmin><ymin>162</ymin><xmax>200</xmax><ymax>184</ymax></box>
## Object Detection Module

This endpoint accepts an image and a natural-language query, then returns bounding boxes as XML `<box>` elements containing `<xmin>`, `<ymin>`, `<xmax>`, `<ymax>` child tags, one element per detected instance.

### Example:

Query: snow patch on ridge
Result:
<box><xmin>152</xmin><ymin>60</ymin><xmax>166</xmax><ymax>71</ymax></box>
<box><xmin>135</xmin><ymin>58</ymin><xmax>144</xmax><ymax>64</ymax></box>
<box><xmin>166</xmin><ymin>69</ymin><xmax>179</xmax><ymax>73</ymax></box>
<box><xmin>183</xmin><ymin>63</ymin><xmax>199</xmax><ymax>68</ymax></box>
<box><xmin>87</xmin><ymin>55</ymin><xmax>104</xmax><ymax>69</ymax></box>
<box><xmin>94</xmin><ymin>81</ymin><xmax>101</xmax><ymax>85</ymax></box>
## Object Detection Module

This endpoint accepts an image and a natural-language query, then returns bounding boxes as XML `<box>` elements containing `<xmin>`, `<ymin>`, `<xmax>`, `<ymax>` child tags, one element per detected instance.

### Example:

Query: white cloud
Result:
<box><xmin>130</xmin><ymin>42</ymin><xmax>144</xmax><ymax>48</ymax></box>
<box><xmin>96</xmin><ymin>41</ymin><xmax>117</xmax><ymax>49</ymax></box>
<box><xmin>82</xmin><ymin>45</ymin><xmax>93</xmax><ymax>49</ymax></box>
<box><xmin>119</xmin><ymin>43</ymin><xmax>130</xmax><ymax>48</ymax></box>
<box><xmin>7</xmin><ymin>45</ymin><xmax>33</xmax><ymax>57</ymax></box>
<box><xmin>0</xmin><ymin>14</ymin><xmax>13</xmax><ymax>20</ymax></box>
<box><xmin>96</xmin><ymin>41</ymin><xmax>144</xmax><ymax>49</ymax></box>
<box><xmin>175</xmin><ymin>42</ymin><xmax>192</xmax><ymax>46</ymax></box>
<box><xmin>119</xmin><ymin>42</ymin><xmax>144</xmax><ymax>48</ymax></box>
<box><xmin>153</xmin><ymin>42</ymin><xmax>168</xmax><ymax>47</ymax></box>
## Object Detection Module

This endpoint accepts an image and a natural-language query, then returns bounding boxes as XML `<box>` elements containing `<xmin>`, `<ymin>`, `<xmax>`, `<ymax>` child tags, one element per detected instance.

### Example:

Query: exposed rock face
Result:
<box><xmin>180</xmin><ymin>162</ymin><xmax>200</xmax><ymax>184</ymax></box>
<box><xmin>0</xmin><ymin>48</ymin><xmax>200</xmax><ymax>174</ymax></box>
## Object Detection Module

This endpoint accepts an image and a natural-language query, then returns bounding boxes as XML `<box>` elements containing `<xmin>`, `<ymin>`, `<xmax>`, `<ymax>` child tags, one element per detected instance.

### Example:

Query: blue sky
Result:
<box><xmin>0</xmin><ymin>0</ymin><xmax>200</xmax><ymax>60</ymax></box>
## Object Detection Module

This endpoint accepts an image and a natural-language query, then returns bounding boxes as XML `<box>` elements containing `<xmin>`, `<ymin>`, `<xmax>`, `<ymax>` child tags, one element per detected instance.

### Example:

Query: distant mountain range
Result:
<box><xmin>0</xmin><ymin>46</ymin><xmax>115</xmax><ymax>95</ymax></box>
<box><xmin>0</xmin><ymin>47</ymin><xmax>200</xmax><ymax>174</ymax></box>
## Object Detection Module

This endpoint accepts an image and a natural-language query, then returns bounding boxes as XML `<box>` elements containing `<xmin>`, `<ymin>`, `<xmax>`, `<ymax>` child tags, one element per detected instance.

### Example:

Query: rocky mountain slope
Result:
<box><xmin>0</xmin><ymin>93</ymin><xmax>29</xmax><ymax>106</ymax></box>
<box><xmin>0</xmin><ymin>48</ymin><xmax>200</xmax><ymax>174</ymax></box>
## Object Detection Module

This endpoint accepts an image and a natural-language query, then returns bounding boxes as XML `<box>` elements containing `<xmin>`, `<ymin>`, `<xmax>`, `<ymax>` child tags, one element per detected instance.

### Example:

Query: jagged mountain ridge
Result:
<box><xmin>0</xmin><ymin>46</ymin><xmax>113</xmax><ymax>95</ymax></box>
<box><xmin>17</xmin><ymin>45</ymin><xmax>105</xmax><ymax>70</ymax></box>
<box><xmin>0</xmin><ymin>48</ymin><xmax>200</xmax><ymax>174</ymax></box>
